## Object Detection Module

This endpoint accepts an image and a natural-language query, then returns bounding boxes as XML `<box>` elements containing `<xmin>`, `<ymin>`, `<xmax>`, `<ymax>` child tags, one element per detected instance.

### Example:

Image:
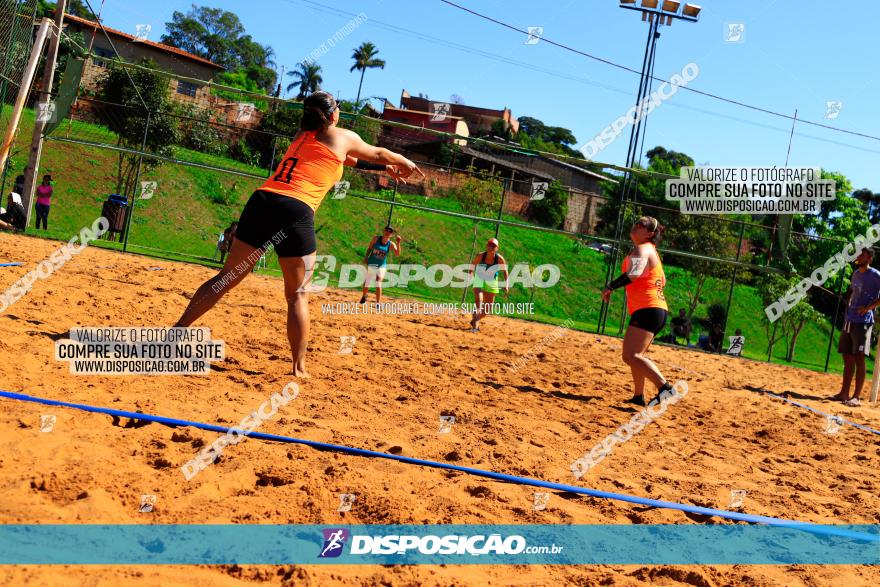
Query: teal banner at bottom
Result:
<box><xmin>0</xmin><ymin>524</ymin><xmax>877</xmax><ymax>565</ymax></box>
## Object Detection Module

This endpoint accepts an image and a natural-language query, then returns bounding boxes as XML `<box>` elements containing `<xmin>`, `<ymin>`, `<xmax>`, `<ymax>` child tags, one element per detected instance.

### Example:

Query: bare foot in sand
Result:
<box><xmin>291</xmin><ymin>363</ymin><xmax>310</xmax><ymax>379</ymax></box>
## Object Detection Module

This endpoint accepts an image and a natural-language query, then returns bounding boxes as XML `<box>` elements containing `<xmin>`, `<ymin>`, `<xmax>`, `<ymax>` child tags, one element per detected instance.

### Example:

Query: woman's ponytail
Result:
<box><xmin>301</xmin><ymin>91</ymin><xmax>337</xmax><ymax>132</ymax></box>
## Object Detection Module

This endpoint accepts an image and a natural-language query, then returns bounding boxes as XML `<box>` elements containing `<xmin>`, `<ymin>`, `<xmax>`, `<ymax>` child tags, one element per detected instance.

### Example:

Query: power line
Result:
<box><xmin>283</xmin><ymin>0</ymin><xmax>880</xmax><ymax>158</ymax></box>
<box><xmin>281</xmin><ymin>0</ymin><xmax>635</xmax><ymax>98</ymax></box>
<box><xmin>53</xmin><ymin>1</ymin><xmax>880</xmax><ymax>182</ymax></box>
<box><xmin>438</xmin><ymin>0</ymin><xmax>880</xmax><ymax>144</ymax></box>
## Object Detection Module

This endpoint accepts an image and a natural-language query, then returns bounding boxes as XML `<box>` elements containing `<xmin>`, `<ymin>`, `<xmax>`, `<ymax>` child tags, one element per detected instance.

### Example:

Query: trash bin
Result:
<box><xmin>101</xmin><ymin>194</ymin><xmax>128</xmax><ymax>241</ymax></box>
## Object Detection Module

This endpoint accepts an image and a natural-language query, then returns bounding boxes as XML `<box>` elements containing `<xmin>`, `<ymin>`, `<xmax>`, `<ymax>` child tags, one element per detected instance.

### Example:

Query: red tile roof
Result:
<box><xmin>59</xmin><ymin>13</ymin><xmax>224</xmax><ymax>70</ymax></box>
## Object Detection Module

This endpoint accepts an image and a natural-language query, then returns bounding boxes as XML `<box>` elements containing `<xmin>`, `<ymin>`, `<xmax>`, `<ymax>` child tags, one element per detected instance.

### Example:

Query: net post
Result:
<box><xmin>871</xmin><ymin>335</ymin><xmax>880</xmax><ymax>403</ymax></box>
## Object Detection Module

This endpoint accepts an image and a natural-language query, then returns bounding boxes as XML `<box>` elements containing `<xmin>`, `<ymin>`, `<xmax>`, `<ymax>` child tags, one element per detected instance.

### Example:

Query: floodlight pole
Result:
<box><xmin>599</xmin><ymin>14</ymin><xmax>660</xmax><ymax>334</ymax></box>
<box><xmin>598</xmin><ymin>3</ymin><xmax>699</xmax><ymax>335</ymax></box>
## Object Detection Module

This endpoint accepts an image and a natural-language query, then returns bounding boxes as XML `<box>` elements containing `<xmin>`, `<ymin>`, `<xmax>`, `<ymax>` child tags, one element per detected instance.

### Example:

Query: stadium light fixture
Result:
<box><xmin>600</xmin><ymin>0</ymin><xmax>701</xmax><ymax>335</ymax></box>
<box><xmin>682</xmin><ymin>4</ymin><xmax>702</xmax><ymax>19</ymax></box>
<box><xmin>619</xmin><ymin>0</ymin><xmax>701</xmax><ymax>24</ymax></box>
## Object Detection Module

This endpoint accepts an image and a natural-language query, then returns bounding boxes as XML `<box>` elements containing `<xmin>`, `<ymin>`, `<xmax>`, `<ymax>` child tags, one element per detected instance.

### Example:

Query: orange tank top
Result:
<box><xmin>622</xmin><ymin>247</ymin><xmax>667</xmax><ymax>314</ymax></box>
<box><xmin>259</xmin><ymin>131</ymin><xmax>344</xmax><ymax>211</ymax></box>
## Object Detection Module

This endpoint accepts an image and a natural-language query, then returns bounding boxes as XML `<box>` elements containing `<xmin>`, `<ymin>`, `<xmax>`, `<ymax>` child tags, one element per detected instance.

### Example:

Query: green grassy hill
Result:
<box><xmin>1</xmin><ymin>107</ymin><xmax>855</xmax><ymax>374</ymax></box>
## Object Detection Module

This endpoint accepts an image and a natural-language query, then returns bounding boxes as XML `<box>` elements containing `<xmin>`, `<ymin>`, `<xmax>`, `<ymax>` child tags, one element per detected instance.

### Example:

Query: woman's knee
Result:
<box><xmin>622</xmin><ymin>350</ymin><xmax>640</xmax><ymax>365</ymax></box>
<box><xmin>285</xmin><ymin>289</ymin><xmax>309</xmax><ymax>305</ymax></box>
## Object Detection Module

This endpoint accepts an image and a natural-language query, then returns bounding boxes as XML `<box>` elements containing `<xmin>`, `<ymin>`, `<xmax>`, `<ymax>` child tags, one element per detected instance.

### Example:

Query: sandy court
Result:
<box><xmin>0</xmin><ymin>231</ymin><xmax>879</xmax><ymax>586</ymax></box>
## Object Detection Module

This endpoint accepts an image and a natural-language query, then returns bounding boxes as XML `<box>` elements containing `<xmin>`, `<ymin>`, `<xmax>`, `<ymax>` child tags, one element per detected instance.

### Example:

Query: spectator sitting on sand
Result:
<box><xmin>0</xmin><ymin>193</ymin><xmax>26</xmax><ymax>232</ymax></box>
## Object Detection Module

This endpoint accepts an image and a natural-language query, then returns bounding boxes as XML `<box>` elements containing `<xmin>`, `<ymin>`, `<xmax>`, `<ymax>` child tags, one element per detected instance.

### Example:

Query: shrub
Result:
<box><xmin>175</xmin><ymin>105</ymin><xmax>226</xmax><ymax>156</ymax></box>
<box><xmin>530</xmin><ymin>180</ymin><xmax>568</xmax><ymax>228</ymax></box>
<box><xmin>229</xmin><ymin>138</ymin><xmax>260</xmax><ymax>167</ymax></box>
<box><xmin>441</xmin><ymin>168</ymin><xmax>503</xmax><ymax>217</ymax></box>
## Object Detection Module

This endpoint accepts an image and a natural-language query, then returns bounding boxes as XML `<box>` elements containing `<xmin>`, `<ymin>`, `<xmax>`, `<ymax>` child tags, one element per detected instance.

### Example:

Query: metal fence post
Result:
<box><xmin>495</xmin><ymin>178</ymin><xmax>507</xmax><ymax>239</ymax></box>
<box><xmin>268</xmin><ymin>135</ymin><xmax>278</xmax><ymax>175</ymax></box>
<box><xmin>386</xmin><ymin>180</ymin><xmax>398</xmax><ymax>226</ymax></box>
<box><xmin>122</xmin><ymin>111</ymin><xmax>150</xmax><ymax>253</ymax></box>
<box><xmin>823</xmin><ymin>269</ymin><xmax>846</xmax><ymax>372</ymax></box>
<box><xmin>721</xmin><ymin>221</ymin><xmax>747</xmax><ymax>344</ymax></box>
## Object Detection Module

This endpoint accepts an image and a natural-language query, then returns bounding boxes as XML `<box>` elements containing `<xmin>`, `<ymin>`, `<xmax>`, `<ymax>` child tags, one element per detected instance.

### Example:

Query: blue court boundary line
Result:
<box><xmin>1</xmin><ymin>389</ymin><xmax>876</xmax><ymax>543</ymax></box>
<box><xmin>0</xmin><ymin>262</ymin><xmax>22</xmax><ymax>267</ymax></box>
<box><xmin>746</xmin><ymin>386</ymin><xmax>880</xmax><ymax>436</ymax></box>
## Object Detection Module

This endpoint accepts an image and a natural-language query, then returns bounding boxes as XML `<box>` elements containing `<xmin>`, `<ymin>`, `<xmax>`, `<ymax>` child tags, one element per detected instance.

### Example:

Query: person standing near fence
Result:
<box><xmin>173</xmin><ymin>91</ymin><xmax>423</xmax><ymax>378</ymax></box>
<box><xmin>217</xmin><ymin>227</ymin><xmax>232</xmax><ymax>263</ymax></box>
<box><xmin>359</xmin><ymin>226</ymin><xmax>401</xmax><ymax>304</ymax></box>
<box><xmin>601</xmin><ymin>216</ymin><xmax>676</xmax><ymax>407</ymax></box>
<box><xmin>34</xmin><ymin>174</ymin><xmax>53</xmax><ymax>230</ymax></box>
<box><xmin>468</xmin><ymin>237</ymin><xmax>509</xmax><ymax>332</ymax></box>
<box><xmin>832</xmin><ymin>247</ymin><xmax>880</xmax><ymax>407</ymax></box>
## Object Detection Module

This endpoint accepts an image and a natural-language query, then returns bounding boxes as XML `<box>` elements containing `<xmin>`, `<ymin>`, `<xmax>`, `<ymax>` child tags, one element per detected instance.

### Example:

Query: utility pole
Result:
<box><xmin>0</xmin><ymin>19</ymin><xmax>52</xmax><ymax>175</ymax></box>
<box><xmin>22</xmin><ymin>0</ymin><xmax>66</xmax><ymax>229</ymax></box>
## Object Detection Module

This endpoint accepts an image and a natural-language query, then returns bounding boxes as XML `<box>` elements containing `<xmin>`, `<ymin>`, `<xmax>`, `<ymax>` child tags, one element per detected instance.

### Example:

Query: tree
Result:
<box><xmin>212</xmin><ymin>70</ymin><xmax>267</xmax><ymax>109</ymax></box>
<box><xmin>161</xmin><ymin>5</ymin><xmax>276</xmax><ymax>92</ymax></box>
<box><xmin>511</xmin><ymin>115</ymin><xmax>582</xmax><ymax>158</ymax></box>
<box><xmin>530</xmin><ymin>180</ymin><xmax>568</xmax><ymax>229</ymax></box>
<box><xmin>759</xmin><ymin>274</ymin><xmax>823</xmax><ymax>362</ymax></box>
<box><xmin>253</xmin><ymin>104</ymin><xmax>302</xmax><ymax>167</ymax></box>
<box><xmin>668</xmin><ymin>214</ymin><xmax>741</xmax><ymax>317</ymax></box>
<box><xmin>596</xmin><ymin>146</ymin><xmax>691</xmax><ymax>238</ymax></box>
<box><xmin>350</xmin><ymin>41</ymin><xmax>385</xmax><ymax>105</ymax></box>
<box><xmin>37</xmin><ymin>0</ymin><xmax>90</xmax><ymax>18</ymax></box>
<box><xmin>286</xmin><ymin>62</ymin><xmax>322</xmax><ymax>100</ymax></box>
<box><xmin>97</xmin><ymin>59</ymin><xmax>179</xmax><ymax>196</ymax></box>
<box><xmin>490</xmin><ymin>118</ymin><xmax>513</xmax><ymax>141</ymax></box>
<box><xmin>853</xmin><ymin>188</ymin><xmax>880</xmax><ymax>224</ymax></box>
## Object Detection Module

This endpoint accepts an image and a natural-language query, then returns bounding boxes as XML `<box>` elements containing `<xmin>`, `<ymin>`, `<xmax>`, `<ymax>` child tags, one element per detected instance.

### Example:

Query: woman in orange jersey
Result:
<box><xmin>601</xmin><ymin>216</ymin><xmax>675</xmax><ymax>406</ymax></box>
<box><xmin>175</xmin><ymin>91</ymin><xmax>423</xmax><ymax>378</ymax></box>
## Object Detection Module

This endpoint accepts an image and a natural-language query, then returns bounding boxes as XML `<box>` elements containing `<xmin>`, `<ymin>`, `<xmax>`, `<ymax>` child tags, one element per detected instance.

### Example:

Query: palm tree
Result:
<box><xmin>350</xmin><ymin>42</ymin><xmax>385</xmax><ymax>105</ymax></box>
<box><xmin>286</xmin><ymin>62</ymin><xmax>323</xmax><ymax>100</ymax></box>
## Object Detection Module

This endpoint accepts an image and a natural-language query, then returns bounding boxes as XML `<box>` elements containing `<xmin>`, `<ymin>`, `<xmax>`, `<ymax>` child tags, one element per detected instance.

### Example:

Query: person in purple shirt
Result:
<box><xmin>833</xmin><ymin>247</ymin><xmax>880</xmax><ymax>407</ymax></box>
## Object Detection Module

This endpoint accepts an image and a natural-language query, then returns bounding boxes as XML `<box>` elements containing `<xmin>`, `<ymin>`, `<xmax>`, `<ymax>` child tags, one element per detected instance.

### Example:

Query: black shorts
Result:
<box><xmin>629</xmin><ymin>307</ymin><xmax>668</xmax><ymax>335</ymax></box>
<box><xmin>838</xmin><ymin>321</ymin><xmax>873</xmax><ymax>356</ymax></box>
<box><xmin>235</xmin><ymin>190</ymin><xmax>316</xmax><ymax>257</ymax></box>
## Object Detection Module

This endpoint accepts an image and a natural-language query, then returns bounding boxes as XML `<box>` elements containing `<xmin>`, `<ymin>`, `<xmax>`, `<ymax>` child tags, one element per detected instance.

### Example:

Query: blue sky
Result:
<box><xmin>94</xmin><ymin>0</ymin><xmax>879</xmax><ymax>191</ymax></box>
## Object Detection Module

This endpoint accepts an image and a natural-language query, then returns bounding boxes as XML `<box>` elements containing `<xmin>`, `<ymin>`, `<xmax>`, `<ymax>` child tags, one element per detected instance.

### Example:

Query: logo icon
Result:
<box><xmin>438</xmin><ymin>415</ymin><xmax>455</xmax><ymax>434</ymax></box>
<box><xmin>525</xmin><ymin>26</ymin><xmax>543</xmax><ymax>45</ymax></box>
<box><xmin>530</xmin><ymin>181</ymin><xmax>549</xmax><ymax>201</ymax></box>
<box><xmin>431</xmin><ymin>102</ymin><xmax>450</xmax><ymax>122</ymax></box>
<box><xmin>319</xmin><ymin>528</ymin><xmax>349</xmax><ymax>558</ymax></box>
<box><xmin>140</xmin><ymin>180</ymin><xmax>157</xmax><ymax>200</ymax></box>
<box><xmin>337</xmin><ymin>493</ymin><xmax>356</xmax><ymax>512</ymax></box>
<box><xmin>139</xmin><ymin>494</ymin><xmax>157</xmax><ymax>513</ymax></box>
<box><xmin>728</xmin><ymin>489</ymin><xmax>747</xmax><ymax>509</ymax></box>
<box><xmin>235</xmin><ymin>103</ymin><xmax>256</xmax><ymax>123</ymax></box>
<box><xmin>36</xmin><ymin>101</ymin><xmax>57</xmax><ymax>123</ymax></box>
<box><xmin>824</xmin><ymin>100</ymin><xmax>843</xmax><ymax>120</ymax></box>
<box><xmin>331</xmin><ymin>181</ymin><xmax>350</xmax><ymax>200</ymax></box>
<box><xmin>533</xmin><ymin>492</ymin><xmax>550</xmax><ymax>511</ymax></box>
<box><xmin>338</xmin><ymin>335</ymin><xmax>356</xmax><ymax>355</ymax></box>
<box><xmin>824</xmin><ymin>414</ymin><xmax>843</xmax><ymax>435</ymax></box>
<box><xmin>724</xmin><ymin>22</ymin><xmax>745</xmax><ymax>43</ymax></box>
<box><xmin>39</xmin><ymin>414</ymin><xmax>56</xmax><ymax>432</ymax></box>
<box><xmin>133</xmin><ymin>24</ymin><xmax>152</xmax><ymax>42</ymax></box>
<box><xmin>726</xmin><ymin>335</ymin><xmax>745</xmax><ymax>356</ymax></box>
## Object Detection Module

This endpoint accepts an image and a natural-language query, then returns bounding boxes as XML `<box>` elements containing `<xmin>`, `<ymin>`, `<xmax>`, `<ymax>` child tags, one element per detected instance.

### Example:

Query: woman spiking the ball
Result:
<box><xmin>175</xmin><ymin>91</ymin><xmax>424</xmax><ymax>377</ymax></box>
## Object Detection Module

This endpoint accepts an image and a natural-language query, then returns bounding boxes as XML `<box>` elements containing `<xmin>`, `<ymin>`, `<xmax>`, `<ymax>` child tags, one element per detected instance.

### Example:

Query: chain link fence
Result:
<box><xmin>0</xmin><ymin>25</ymin><xmax>862</xmax><ymax>375</ymax></box>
